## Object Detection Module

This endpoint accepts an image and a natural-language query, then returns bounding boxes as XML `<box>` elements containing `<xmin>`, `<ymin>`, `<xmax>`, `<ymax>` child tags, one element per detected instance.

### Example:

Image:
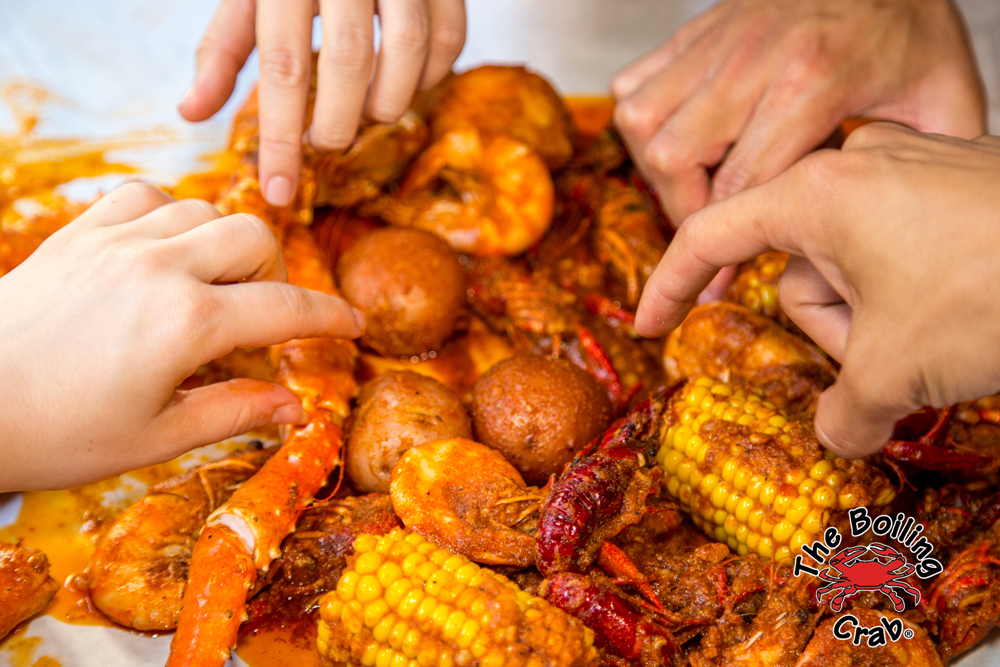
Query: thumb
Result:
<box><xmin>154</xmin><ymin>379</ymin><xmax>305</xmax><ymax>457</ymax></box>
<box><xmin>812</xmin><ymin>369</ymin><xmax>904</xmax><ymax>459</ymax></box>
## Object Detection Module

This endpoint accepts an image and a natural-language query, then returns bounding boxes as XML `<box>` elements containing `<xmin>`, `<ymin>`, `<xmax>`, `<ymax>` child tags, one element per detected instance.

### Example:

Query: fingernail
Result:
<box><xmin>270</xmin><ymin>402</ymin><xmax>304</xmax><ymax>425</ymax></box>
<box><xmin>264</xmin><ymin>176</ymin><xmax>294</xmax><ymax>207</ymax></box>
<box><xmin>351</xmin><ymin>307</ymin><xmax>367</xmax><ymax>333</ymax></box>
<box><xmin>179</xmin><ymin>85</ymin><xmax>195</xmax><ymax>109</ymax></box>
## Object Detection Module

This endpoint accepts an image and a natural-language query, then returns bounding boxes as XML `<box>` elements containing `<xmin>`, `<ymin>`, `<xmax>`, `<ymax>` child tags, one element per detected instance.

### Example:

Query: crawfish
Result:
<box><xmin>467</xmin><ymin>256</ymin><xmax>663</xmax><ymax>405</ymax></box>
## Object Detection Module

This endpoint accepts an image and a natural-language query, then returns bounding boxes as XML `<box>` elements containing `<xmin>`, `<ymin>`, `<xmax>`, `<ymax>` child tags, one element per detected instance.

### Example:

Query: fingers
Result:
<box><xmin>611</xmin><ymin>5</ymin><xmax>722</xmax><ymax>100</ymax></box>
<box><xmin>255</xmin><ymin>0</ymin><xmax>316</xmax><ymax>206</ymax></box>
<box><xmin>155</xmin><ymin>379</ymin><xmax>305</xmax><ymax>459</ymax></box>
<box><xmin>635</xmin><ymin>170</ymin><xmax>811</xmax><ymax>337</ymax></box>
<box><xmin>813</xmin><ymin>361</ymin><xmax>913</xmax><ymax>459</ymax></box>
<box><xmin>179</xmin><ymin>0</ymin><xmax>257</xmax><ymax>122</ymax></box>
<box><xmin>77</xmin><ymin>182</ymin><xmax>174</xmax><ymax>227</ymax></box>
<box><xmin>211</xmin><ymin>281</ymin><xmax>363</xmax><ymax>352</ymax></box>
<box><xmin>131</xmin><ymin>198</ymin><xmax>222</xmax><ymax>238</ymax></box>
<box><xmin>710</xmin><ymin>83</ymin><xmax>846</xmax><ymax>202</ymax></box>
<box><xmin>419</xmin><ymin>0</ymin><xmax>466</xmax><ymax>90</ymax></box>
<box><xmin>776</xmin><ymin>255</ymin><xmax>851</xmax><ymax>362</ymax></box>
<box><xmin>307</xmin><ymin>0</ymin><xmax>376</xmax><ymax>151</ymax></box>
<box><xmin>366</xmin><ymin>0</ymin><xmax>431</xmax><ymax>122</ymax></box>
<box><xmin>697</xmin><ymin>265</ymin><xmax>737</xmax><ymax>304</ymax></box>
<box><xmin>167</xmin><ymin>213</ymin><xmax>286</xmax><ymax>283</ymax></box>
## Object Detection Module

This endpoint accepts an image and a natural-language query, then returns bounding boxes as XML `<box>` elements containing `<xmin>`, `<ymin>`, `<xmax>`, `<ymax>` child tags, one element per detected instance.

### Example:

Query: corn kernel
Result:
<box><xmin>838</xmin><ymin>488</ymin><xmax>860</xmax><ymax>510</ymax></box>
<box><xmin>376</xmin><ymin>647</ymin><xmax>395</xmax><ymax>667</ymax></box>
<box><xmin>343</xmin><ymin>600</ymin><xmax>364</xmax><ymax>634</ymax></box>
<box><xmin>727</xmin><ymin>537</ymin><xmax>739</xmax><ymax>550</ymax></box>
<box><xmin>724</xmin><ymin>515</ymin><xmax>739</xmax><ymax>536</ymax></box>
<box><xmin>785</xmin><ymin>497</ymin><xmax>812</xmax><ymax>524</ymax></box>
<box><xmin>430</xmin><ymin>549</ymin><xmax>452</xmax><ymax>566</ymax></box>
<box><xmin>686</xmin><ymin>435</ymin><xmax>705</xmax><ymax>459</ymax></box>
<box><xmin>689</xmin><ymin>469</ymin><xmax>704</xmax><ymax>489</ymax></box>
<box><xmin>733</xmin><ymin>468</ymin><xmax>751</xmax><ymax>491</ymax></box>
<box><xmin>710</xmin><ymin>483</ymin><xmax>730</xmax><ymax>509</ymax></box>
<box><xmin>825</xmin><ymin>471</ymin><xmax>846</xmax><ymax>491</ymax></box>
<box><xmin>775</xmin><ymin>546</ymin><xmax>791</xmax><ymax>562</ymax></box>
<box><xmin>430</xmin><ymin>604</ymin><xmax>452</xmax><ymax>629</ymax></box>
<box><xmin>736</xmin><ymin>524</ymin><xmax>749</xmax><ymax>544</ymax></box>
<box><xmin>453</xmin><ymin>563</ymin><xmax>479</xmax><ymax>585</ymax></box>
<box><xmin>441</xmin><ymin>555</ymin><xmax>465</xmax><ymax>572</ymax></box>
<box><xmin>415</xmin><ymin>598</ymin><xmax>438</xmax><ymax>623</ymax></box>
<box><xmin>666</xmin><ymin>475</ymin><xmax>681</xmax><ymax>497</ymax></box>
<box><xmin>735</xmin><ymin>497</ymin><xmax>755</xmax><ymax>523</ymax></box>
<box><xmin>722</xmin><ymin>458</ymin><xmax>739</xmax><ymax>482</ymax></box>
<box><xmin>385</xmin><ymin>579</ymin><xmax>413</xmax><ymax>610</ymax></box>
<box><xmin>760</xmin><ymin>517</ymin><xmax>775</xmax><ymax>537</ymax></box>
<box><xmin>357</xmin><ymin>575</ymin><xmax>384</xmax><ymax>603</ymax></box>
<box><xmin>362</xmin><ymin>643</ymin><xmax>380</xmax><ymax>666</ymax></box>
<box><xmin>661</xmin><ymin>449</ymin><xmax>683</xmax><ymax>474</ymax></box>
<box><xmin>875</xmin><ymin>485</ymin><xmax>896</xmax><ymax>506</ymax></box>
<box><xmin>694</xmin><ymin>376</ymin><xmax>716</xmax><ymax>387</ymax></box>
<box><xmin>376</xmin><ymin>535</ymin><xmax>395</xmax><ymax>555</ymax></box>
<box><xmin>673</xmin><ymin>426</ymin><xmax>693</xmax><ymax>452</ymax></box>
<box><xmin>442</xmin><ymin>611</ymin><xmax>467</xmax><ymax>640</ymax></box>
<box><xmin>759</xmin><ymin>481</ymin><xmax>778</xmax><ymax>506</ymax></box>
<box><xmin>812</xmin><ymin>486</ymin><xmax>836</xmax><ymax>509</ymax></box>
<box><xmin>364</xmin><ymin>600</ymin><xmax>390</xmax><ymax>628</ymax></box>
<box><xmin>772</xmin><ymin>520</ymin><xmax>796</xmax><ymax>544</ymax></box>
<box><xmin>747</xmin><ymin>532</ymin><xmax>760</xmax><ymax>551</ymax></box>
<box><xmin>455</xmin><ymin>620</ymin><xmax>480</xmax><ymax>649</ymax></box>
<box><xmin>711</xmin><ymin>384</ymin><xmax>733</xmax><ymax>397</ymax></box>
<box><xmin>784</xmin><ymin>469</ymin><xmax>806</xmax><ymax>486</ymax></box>
<box><xmin>809</xmin><ymin>460</ymin><xmax>833</xmax><ymax>481</ymax></box>
<box><xmin>714</xmin><ymin>509</ymin><xmax>727</xmax><ymax>526</ymax></box>
<box><xmin>715</xmin><ymin>526</ymin><xmax>728</xmax><ymax>542</ymax></box>
<box><xmin>748</xmin><ymin>507</ymin><xmax>765</xmax><ymax>530</ymax></box>
<box><xmin>326</xmin><ymin>598</ymin><xmax>344</xmax><ymax>619</ymax></box>
<box><xmin>338</xmin><ymin>571</ymin><xmax>360</xmax><ymax>601</ymax></box>
<box><xmin>416</xmin><ymin>561</ymin><xmax>438</xmax><ymax>581</ymax></box>
<box><xmin>355</xmin><ymin>534</ymin><xmax>380</xmax><ymax>553</ymax></box>
<box><xmin>725</xmin><ymin>491</ymin><xmax>741</xmax><ymax>514</ymax></box>
<box><xmin>699</xmin><ymin>473</ymin><xmax>721</xmax><ymax>496</ymax></box>
<box><xmin>737</xmin><ymin>544</ymin><xmax>750</xmax><ymax>556</ymax></box>
<box><xmin>798</xmin><ymin>479</ymin><xmax>819</xmax><ymax>497</ymax></box>
<box><xmin>700</xmin><ymin>394</ymin><xmax>716</xmax><ymax>412</ymax></box>
<box><xmin>373</xmin><ymin>616</ymin><xmax>395</xmax><ymax>643</ymax></box>
<box><xmin>746</xmin><ymin>475</ymin><xmax>765</xmax><ymax>499</ymax></box>
<box><xmin>356</xmin><ymin>552</ymin><xmax>384</xmax><ymax>575</ymax></box>
<box><xmin>772</xmin><ymin>490</ymin><xmax>795</xmax><ymax>516</ymax></box>
<box><xmin>687</xmin><ymin>385</ymin><xmax>709</xmax><ymax>405</ymax></box>
<box><xmin>737</xmin><ymin>414</ymin><xmax>755</xmax><ymax>426</ymax></box>
<box><xmin>790</xmin><ymin>530</ymin><xmax>812</xmax><ymax>554</ymax></box>
<box><xmin>402</xmin><ymin>553</ymin><xmax>428</xmax><ymax>576</ymax></box>
<box><xmin>677</xmin><ymin>460</ymin><xmax>694</xmax><ymax>483</ymax></box>
<box><xmin>678</xmin><ymin>483</ymin><xmax>693</xmax><ymax>505</ymax></box>
<box><xmin>397</xmin><ymin>589</ymin><xmax>424</xmax><ymax>619</ymax></box>
<box><xmin>803</xmin><ymin>508</ymin><xmax>825</xmax><ymax>534</ymax></box>
<box><xmin>378</xmin><ymin>562</ymin><xmax>405</xmax><ymax>588</ymax></box>
<box><xmin>768</xmin><ymin>415</ymin><xmax>787</xmax><ymax>429</ymax></box>
<box><xmin>758</xmin><ymin>537</ymin><xmax>774</xmax><ymax>558</ymax></box>
<box><xmin>723</xmin><ymin>406</ymin><xmax>741</xmax><ymax>422</ymax></box>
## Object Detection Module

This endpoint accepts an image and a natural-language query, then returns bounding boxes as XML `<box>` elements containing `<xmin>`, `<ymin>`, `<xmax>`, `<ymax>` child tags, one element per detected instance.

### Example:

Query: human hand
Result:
<box><xmin>635</xmin><ymin>124</ymin><xmax>1000</xmax><ymax>458</ymax></box>
<box><xmin>178</xmin><ymin>0</ymin><xmax>466</xmax><ymax>207</ymax></box>
<box><xmin>0</xmin><ymin>183</ymin><xmax>363</xmax><ymax>492</ymax></box>
<box><xmin>613</xmin><ymin>0</ymin><xmax>985</xmax><ymax>227</ymax></box>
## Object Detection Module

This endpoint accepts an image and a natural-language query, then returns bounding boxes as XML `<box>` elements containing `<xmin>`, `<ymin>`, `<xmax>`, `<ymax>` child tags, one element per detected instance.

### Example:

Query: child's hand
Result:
<box><xmin>636</xmin><ymin>124</ymin><xmax>1000</xmax><ymax>458</ymax></box>
<box><xmin>0</xmin><ymin>183</ymin><xmax>362</xmax><ymax>492</ymax></box>
<box><xmin>179</xmin><ymin>0</ymin><xmax>467</xmax><ymax>207</ymax></box>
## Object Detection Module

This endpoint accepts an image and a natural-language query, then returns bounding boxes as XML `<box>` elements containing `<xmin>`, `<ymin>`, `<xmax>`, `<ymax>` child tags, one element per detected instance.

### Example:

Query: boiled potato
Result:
<box><xmin>345</xmin><ymin>371</ymin><xmax>472</xmax><ymax>493</ymax></box>
<box><xmin>336</xmin><ymin>227</ymin><xmax>466</xmax><ymax>356</ymax></box>
<box><xmin>471</xmin><ymin>354</ymin><xmax>612</xmax><ymax>485</ymax></box>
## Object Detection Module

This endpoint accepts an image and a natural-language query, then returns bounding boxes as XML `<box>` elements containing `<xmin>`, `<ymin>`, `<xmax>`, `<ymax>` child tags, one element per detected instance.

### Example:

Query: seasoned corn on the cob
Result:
<box><xmin>657</xmin><ymin>377</ymin><xmax>896</xmax><ymax>562</ymax></box>
<box><xmin>318</xmin><ymin>528</ymin><xmax>599</xmax><ymax>667</ymax></box>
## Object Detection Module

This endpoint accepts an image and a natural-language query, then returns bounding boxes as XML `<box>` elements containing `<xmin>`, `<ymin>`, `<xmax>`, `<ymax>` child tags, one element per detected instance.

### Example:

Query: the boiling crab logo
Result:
<box><xmin>793</xmin><ymin>508</ymin><xmax>942</xmax><ymax>645</ymax></box>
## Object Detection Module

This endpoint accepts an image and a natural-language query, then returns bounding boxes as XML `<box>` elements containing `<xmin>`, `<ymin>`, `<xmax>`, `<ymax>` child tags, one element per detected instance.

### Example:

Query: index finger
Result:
<box><xmin>634</xmin><ymin>155</ymin><xmax>828</xmax><ymax>337</ymax></box>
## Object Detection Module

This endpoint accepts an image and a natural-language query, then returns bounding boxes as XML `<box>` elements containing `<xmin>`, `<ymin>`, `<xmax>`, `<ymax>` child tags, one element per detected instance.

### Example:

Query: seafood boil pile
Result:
<box><xmin>2</xmin><ymin>63</ymin><xmax>1000</xmax><ymax>667</ymax></box>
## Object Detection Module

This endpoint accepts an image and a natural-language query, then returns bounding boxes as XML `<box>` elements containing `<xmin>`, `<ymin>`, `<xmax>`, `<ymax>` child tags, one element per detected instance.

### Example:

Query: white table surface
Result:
<box><xmin>1</xmin><ymin>1</ymin><xmax>999</xmax><ymax>665</ymax></box>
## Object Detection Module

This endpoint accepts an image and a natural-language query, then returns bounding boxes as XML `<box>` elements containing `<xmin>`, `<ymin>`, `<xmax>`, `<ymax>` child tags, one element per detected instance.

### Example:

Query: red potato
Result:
<box><xmin>345</xmin><ymin>371</ymin><xmax>472</xmax><ymax>493</ymax></box>
<box><xmin>336</xmin><ymin>227</ymin><xmax>466</xmax><ymax>356</ymax></box>
<box><xmin>472</xmin><ymin>354</ymin><xmax>613</xmax><ymax>485</ymax></box>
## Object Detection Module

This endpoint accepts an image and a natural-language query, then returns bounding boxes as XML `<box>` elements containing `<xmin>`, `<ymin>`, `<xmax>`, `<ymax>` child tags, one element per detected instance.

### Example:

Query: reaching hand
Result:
<box><xmin>613</xmin><ymin>0</ymin><xmax>985</xmax><ymax>227</ymax></box>
<box><xmin>635</xmin><ymin>124</ymin><xmax>1000</xmax><ymax>458</ymax></box>
<box><xmin>179</xmin><ymin>0</ymin><xmax>466</xmax><ymax>207</ymax></box>
<box><xmin>0</xmin><ymin>183</ymin><xmax>363</xmax><ymax>491</ymax></box>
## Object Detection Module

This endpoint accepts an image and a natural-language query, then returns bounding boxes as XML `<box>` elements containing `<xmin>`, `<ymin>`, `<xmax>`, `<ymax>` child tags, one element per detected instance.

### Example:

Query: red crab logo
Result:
<box><xmin>816</xmin><ymin>543</ymin><xmax>921</xmax><ymax>612</ymax></box>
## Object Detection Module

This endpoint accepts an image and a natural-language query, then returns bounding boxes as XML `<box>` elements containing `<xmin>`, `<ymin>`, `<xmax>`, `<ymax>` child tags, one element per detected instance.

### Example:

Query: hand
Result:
<box><xmin>0</xmin><ymin>183</ymin><xmax>363</xmax><ymax>492</ymax></box>
<box><xmin>635</xmin><ymin>124</ymin><xmax>1000</xmax><ymax>458</ymax></box>
<box><xmin>178</xmin><ymin>0</ymin><xmax>466</xmax><ymax>207</ymax></box>
<box><xmin>613</xmin><ymin>0</ymin><xmax>985</xmax><ymax>227</ymax></box>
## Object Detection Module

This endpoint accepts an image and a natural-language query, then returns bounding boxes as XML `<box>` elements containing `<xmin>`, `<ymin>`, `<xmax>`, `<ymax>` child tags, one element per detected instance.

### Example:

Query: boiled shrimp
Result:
<box><xmin>389</xmin><ymin>438</ymin><xmax>544</xmax><ymax>567</ymax></box>
<box><xmin>362</xmin><ymin>128</ymin><xmax>554</xmax><ymax>257</ymax></box>
<box><xmin>427</xmin><ymin>65</ymin><xmax>574</xmax><ymax>170</ymax></box>
<box><xmin>0</xmin><ymin>543</ymin><xmax>58</xmax><ymax>640</ymax></box>
<box><xmin>86</xmin><ymin>448</ymin><xmax>275</xmax><ymax>631</ymax></box>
